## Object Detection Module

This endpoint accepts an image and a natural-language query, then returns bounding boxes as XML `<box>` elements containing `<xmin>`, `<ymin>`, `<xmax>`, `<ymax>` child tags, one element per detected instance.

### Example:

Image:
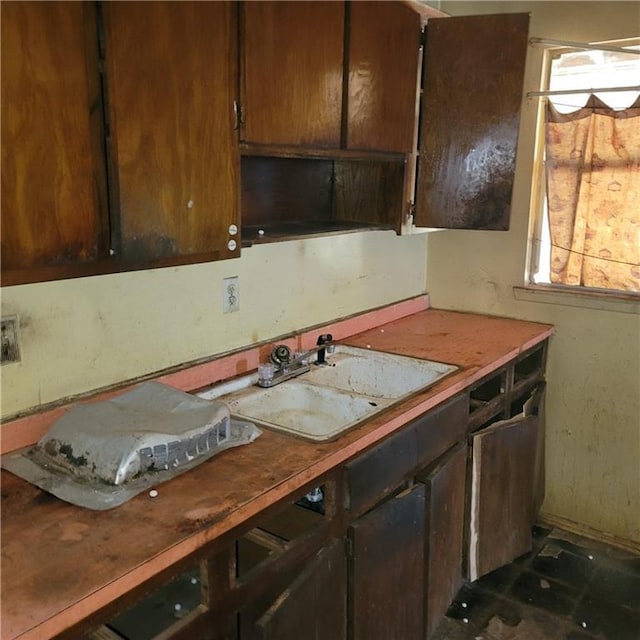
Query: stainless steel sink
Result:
<box><xmin>199</xmin><ymin>345</ymin><xmax>458</xmax><ymax>442</ymax></box>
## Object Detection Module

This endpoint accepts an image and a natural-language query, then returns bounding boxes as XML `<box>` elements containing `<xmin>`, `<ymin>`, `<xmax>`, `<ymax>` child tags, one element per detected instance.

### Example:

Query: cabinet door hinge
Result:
<box><xmin>345</xmin><ymin>535</ymin><xmax>353</xmax><ymax>559</ymax></box>
<box><xmin>420</xmin><ymin>26</ymin><xmax>427</xmax><ymax>48</ymax></box>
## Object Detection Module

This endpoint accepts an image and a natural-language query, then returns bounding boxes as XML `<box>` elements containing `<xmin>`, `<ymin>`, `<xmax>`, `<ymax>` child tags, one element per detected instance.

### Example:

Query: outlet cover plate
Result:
<box><xmin>223</xmin><ymin>276</ymin><xmax>240</xmax><ymax>313</ymax></box>
<box><xmin>1</xmin><ymin>316</ymin><xmax>20</xmax><ymax>364</ymax></box>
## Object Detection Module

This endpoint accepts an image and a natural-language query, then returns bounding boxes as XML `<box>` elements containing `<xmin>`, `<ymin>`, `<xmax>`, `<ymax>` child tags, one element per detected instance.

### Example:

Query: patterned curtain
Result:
<box><xmin>545</xmin><ymin>95</ymin><xmax>640</xmax><ymax>291</ymax></box>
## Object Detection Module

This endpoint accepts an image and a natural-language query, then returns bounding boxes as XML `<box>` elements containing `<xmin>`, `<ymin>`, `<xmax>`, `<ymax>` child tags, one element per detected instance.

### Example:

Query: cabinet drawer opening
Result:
<box><xmin>510</xmin><ymin>393</ymin><xmax>529</xmax><ymax>417</ymax></box>
<box><xmin>468</xmin><ymin>371</ymin><xmax>507</xmax><ymax>431</ymax></box>
<box><xmin>469</xmin><ymin>372</ymin><xmax>505</xmax><ymax>406</ymax></box>
<box><xmin>236</xmin><ymin>487</ymin><xmax>330</xmax><ymax>585</ymax></box>
<box><xmin>104</xmin><ymin>562</ymin><xmax>204</xmax><ymax>640</ymax></box>
<box><xmin>514</xmin><ymin>346</ymin><xmax>545</xmax><ymax>384</ymax></box>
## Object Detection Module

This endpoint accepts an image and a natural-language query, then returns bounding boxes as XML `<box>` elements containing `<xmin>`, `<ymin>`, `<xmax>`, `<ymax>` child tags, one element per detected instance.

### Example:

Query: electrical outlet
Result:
<box><xmin>1</xmin><ymin>316</ymin><xmax>20</xmax><ymax>364</ymax></box>
<box><xmin>223</xmin><ymin>276</ymin><xmax>240</xmax><ymax>313</ymax></box>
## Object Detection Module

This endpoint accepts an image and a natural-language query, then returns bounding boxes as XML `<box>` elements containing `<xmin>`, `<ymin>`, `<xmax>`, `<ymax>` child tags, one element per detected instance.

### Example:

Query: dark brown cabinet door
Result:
<box><xmin>415</xmin><ymin>13</ymin><xmax>529</xmax><ymax>230</ymax></box>
<box><xmin>349</xmin><ymin>484</ymin><xmax>425</xmax><ymax>640</ymax></box>
<box><xmin>252</xmin><ymin>540</ymin><xmax>347</xmax><ymax>640</ymax></box>
<box><xmin>240</xmin><ymin>1</ymin><xmax>344</xmax><ymax>148</ymax></box>
<box><xmin>468</xmin><ymin>414</ymin><xmax>539</xmax><ymax>581</ymax></box>
<box><xmin>1</xmin><ymin>1</ymin><xmax>107</xmax><ymax>279</ymax></box>
<box><xmin>347</xmin><ymin>1</ymin><xmax>423</xmax><ymax>153</ymax></box>
<box><xmin>530</xmin><ymin>384</ymin><xmax>547</xmax><ymax>517</ymax></box>
<box><xmin>104</xmin><ymin>1</ymin><xmax>240</xmax><ymax>264</ymax></box>
<box><xmin>420</xmin><ymin>443</ymin><xmax>467</xmax><ymax>639</ymax></box>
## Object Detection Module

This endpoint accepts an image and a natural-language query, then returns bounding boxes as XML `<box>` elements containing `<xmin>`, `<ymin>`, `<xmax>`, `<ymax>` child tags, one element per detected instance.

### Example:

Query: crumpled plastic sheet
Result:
<box><xmin>1</xmin><ymin>381</ymin><xmax>261</xmax><ymax>510</ymax></box>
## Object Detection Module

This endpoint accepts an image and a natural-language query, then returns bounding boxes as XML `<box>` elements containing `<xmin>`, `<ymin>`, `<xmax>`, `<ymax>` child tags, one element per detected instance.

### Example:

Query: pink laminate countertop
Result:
<box><xmin>0</xmin><ymin>306</ymin><xmax>553</xmax><ymax>640</ymax></box>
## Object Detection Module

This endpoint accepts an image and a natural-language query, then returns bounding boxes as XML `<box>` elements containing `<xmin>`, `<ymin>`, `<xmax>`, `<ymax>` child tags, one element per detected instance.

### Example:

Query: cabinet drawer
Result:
<box><xmin>414</xmin><ymin>394</ymin><xmax>468</xmax><ymax>466</ymax></box>
<box><xmin>346</xmin><ymin>394</ymin><xmax>467</xmax><ymax>516</ymax></box>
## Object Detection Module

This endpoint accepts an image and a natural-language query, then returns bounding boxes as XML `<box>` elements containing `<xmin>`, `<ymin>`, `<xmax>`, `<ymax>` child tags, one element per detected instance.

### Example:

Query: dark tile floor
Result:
<box><xmin>432</xmin><ymin>525</ymin><xmax>640</xmax><ymax>640</ymax></box>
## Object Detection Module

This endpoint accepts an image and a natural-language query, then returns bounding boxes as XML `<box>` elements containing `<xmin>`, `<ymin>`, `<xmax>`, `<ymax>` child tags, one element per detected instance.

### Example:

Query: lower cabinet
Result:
<box><xmin>349</xmin><ymin>484</ymin><xmax>426</xmax><ymax>640</ymax></box>
<box><xmin>465</xmin><ymin>342</ymin><xmax>548</xmax><ymax>582</ymax></box>
<box><xmin>419</xmin><ymin>443</ymin><xmax>468</xmax><ymax>639</ymax></box>
<box><xmin>344</xmin><ymin>394</ymin><xmax>468</xmax><ymax>640</ymax></box>
<box><xmin>347</xmin><ymin>441</ymin><xmax>469</xmax><ymax>640</ymax></box>
<box><xmin>467</xmin><ymin>413</ymin><xmax>539</xmax><ymax>581</ymax></box>
<box><xmin>244</xmin><ymin>540</ymin><xmax>347</xmax><ymax>640</ymax></box>
<box><xmin>89</xmin><ymin>340</ymin><xmax>549</xmax><ymax>640</ymax></box>
<box><xmin>233</xmin><ymin>496</ymin><xmax>339</xmax><ymax>640</ymax></box>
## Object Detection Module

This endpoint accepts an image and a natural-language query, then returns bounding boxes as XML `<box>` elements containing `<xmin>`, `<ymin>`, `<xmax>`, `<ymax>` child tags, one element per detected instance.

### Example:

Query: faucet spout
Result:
<box><xmin>315</xmin><ymin>333</ymin><xmax>333</xmax><ymax>364</ymax></box>
<box><xmin>291</xmin><ymin>333</ymin><xmax>334</xmax><ymax>367</ymax></box>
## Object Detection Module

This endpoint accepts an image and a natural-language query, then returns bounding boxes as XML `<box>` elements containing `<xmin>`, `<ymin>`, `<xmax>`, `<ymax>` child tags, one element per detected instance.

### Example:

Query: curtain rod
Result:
<box><xmin>528</xmin><ymin>85</ymin><xmax>640</xmax><ymax>98</ymax></box>
<box><xmin>529</xmin><ymin>37</ymin><xmax>640</xmax><ymax>55</ymax></box>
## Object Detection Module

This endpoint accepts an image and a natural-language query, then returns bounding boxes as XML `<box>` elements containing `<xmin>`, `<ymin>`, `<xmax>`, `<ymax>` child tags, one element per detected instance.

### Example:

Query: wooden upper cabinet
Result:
<box><xmin>347</xmin><ymin>1</ymin><xmax>423</xmax><ymax>153</ymax></box>
<box><xmin>104</xmin><ymin>1</ymin><xmax>240</xmax><ymax>264</ymax></box>
<box><xmin>1</xmin><ymin>1</ymin><xmax>107</xmax><ymax>279</ymax></box>
<box><xmin>415</xmin><ymin>13</ymin><xmax>530</xmax><ymax>230</ymax></box>
<box><xmin>240</xmin><ymin>1</ymin><xmax>345</xmax><ymax>149</ymax></box>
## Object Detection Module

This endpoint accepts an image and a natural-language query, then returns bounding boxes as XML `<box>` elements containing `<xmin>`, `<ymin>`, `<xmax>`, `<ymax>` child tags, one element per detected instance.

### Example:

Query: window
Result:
<box><xmin>530</xmin><ymin>40</ymin><xmax>640</xmax><ymax>295</ymax></box>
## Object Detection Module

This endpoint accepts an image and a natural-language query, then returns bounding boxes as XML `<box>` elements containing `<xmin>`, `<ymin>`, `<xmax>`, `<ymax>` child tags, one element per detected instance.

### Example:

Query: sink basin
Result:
<box><xmin>200</xmin><ymin>345</ymin><xmax>458</xmax><ymax>442</ymax></box>
<box><xmin>224</xmin><ymin>380</ymin><xmax>385</xmax><ymax>442</ymax></box>
<box><xmin>300</xmin><ymin>345</ymin><xmax>458</xmax><ymax>399</ymax></box>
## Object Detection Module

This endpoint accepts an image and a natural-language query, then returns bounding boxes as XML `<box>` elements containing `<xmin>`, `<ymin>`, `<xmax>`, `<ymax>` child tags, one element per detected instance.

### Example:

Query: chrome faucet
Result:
<box><xmin>292</xmin><ymin>334</ymin><xmax>334</xmax><ymax>367</ymax></box>
<box><xmin>257</xmin><ymin>334</ymin><xmax>334</xmax><ymax>388</ymax></box>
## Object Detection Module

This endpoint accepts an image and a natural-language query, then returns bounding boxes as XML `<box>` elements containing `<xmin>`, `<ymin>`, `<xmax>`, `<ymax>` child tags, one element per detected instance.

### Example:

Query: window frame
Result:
<box><xmin>523</xmin><ymin>39</ymin><xmax>640</xmax><ymax>307</ymax></box>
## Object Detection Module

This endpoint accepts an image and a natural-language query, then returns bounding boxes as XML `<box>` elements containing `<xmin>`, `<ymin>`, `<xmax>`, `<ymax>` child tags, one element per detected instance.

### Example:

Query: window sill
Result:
<box><xmin>513</xmin><ymin>284</ymin><xmax>640</xmax><ymax>314</ymax></box>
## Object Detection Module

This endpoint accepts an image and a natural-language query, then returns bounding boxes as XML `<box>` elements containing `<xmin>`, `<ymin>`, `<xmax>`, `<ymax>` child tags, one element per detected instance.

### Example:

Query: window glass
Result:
<box><xmin>549</xmin><ymin>46</ymin><xmax>639</xmax><ymax>112</ymax></box>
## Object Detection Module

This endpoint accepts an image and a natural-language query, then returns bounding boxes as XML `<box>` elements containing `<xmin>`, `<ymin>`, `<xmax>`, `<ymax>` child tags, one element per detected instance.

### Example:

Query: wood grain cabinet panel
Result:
<box><xmin>347</xmin><ymin>1</ymin><xmax>423</xmax><ymax>153</ymax></box>
<box><xmin>104</xmin><ymin>1</ymin><xmax>240</xmax><ymax>264</ymax></box>
<box><xmin>1</xmin><ymin>1</ymin><xmax>107</xmax><ymax>275</ymax></box>
<box><xmin>347</xmin><ymin>394</ymin><xmax>467</xmax><ymax>517</ymax></box>
<box><xmin>419</xmin><ymin>443</ymin><xmax>467</xmax><ymax>639</ymax></box>
<box><xmin>346</xmin><ymin>423</ymin><xmax>418</xmax><ymax>517</ymax></box>
<box><xmin>252</xmin><ymin>540</ymin><xmax>347</xmax><ymax>640</ymax></box>
<box><xmin>415</xmin><ymin>13</ymin><xmax>530</xmax><ymax>230</ymax></box>
<box><xmin>240</xmin><ymin>1</ymin><xmax>344</xmax><ymax>148</ymax></box>
<box><xmin>239</xmin><ymin>7</ymin><xmax>530</xmax><ymax>239</ymax></box>
<box><xmin>349</xmin><ymin>484</ymin><xmax>426</xmax><ymax>640</ymax></box>
<box><xmin>468</xmin><ymin>414</ymin><xmax>539</xmax><ymax>581</ymax></box>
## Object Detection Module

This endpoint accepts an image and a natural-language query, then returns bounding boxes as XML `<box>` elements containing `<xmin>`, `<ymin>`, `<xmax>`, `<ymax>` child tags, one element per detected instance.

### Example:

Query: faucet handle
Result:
<box><xmin>270</xmin><ymin>344</ymin><xmax>292</xmax><ymax>367</ymax></box>
<box><xmin>257</xmin><ymin>362</ymin><xmax>276</xmax><ymax>386</ymax></box>
<box><xmin>316</xmin><ymin>334</ymin><xmax>333</xmax><ymax>346</ymax></box>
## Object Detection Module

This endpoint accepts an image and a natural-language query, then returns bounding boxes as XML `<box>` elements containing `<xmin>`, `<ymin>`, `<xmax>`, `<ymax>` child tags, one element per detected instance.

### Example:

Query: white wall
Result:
<box><xmin>1</xmin><ymin>231</ymin><xmax>428</xmax><ymax>417</ymax></box>
<box><xmin>428</xmin><ymin>1</ymin><xmax>640</xmax><ymax>544</ymax></box>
